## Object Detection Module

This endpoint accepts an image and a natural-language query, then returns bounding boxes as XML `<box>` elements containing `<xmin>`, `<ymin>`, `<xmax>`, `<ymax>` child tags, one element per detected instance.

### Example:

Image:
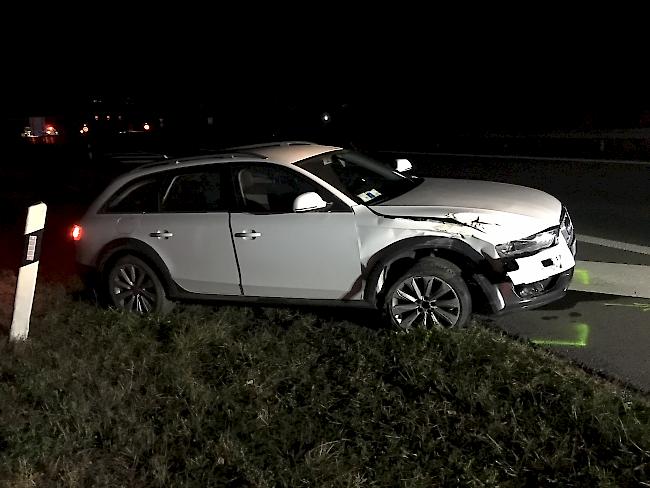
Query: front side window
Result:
<box><xmin>296</xmin><ymin>150</ymin><xmax>421</xmax><ymax>205</ymax></box>
<box><xmin>236</xmin><ymin>164</ymin><xmax>325</xmax><ymax>213</ymax></box>
<box><xmin>161</xmin><ymin>171</ymin><xmax>224</xmax><ymax>213</ymax></box>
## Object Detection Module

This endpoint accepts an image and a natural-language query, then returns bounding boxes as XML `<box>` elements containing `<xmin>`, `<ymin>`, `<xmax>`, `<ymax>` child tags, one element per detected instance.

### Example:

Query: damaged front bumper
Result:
<box><xmin>475</xmin><ymin>237</ymin><xmax>576</xmax><ymax>315</ymax></box>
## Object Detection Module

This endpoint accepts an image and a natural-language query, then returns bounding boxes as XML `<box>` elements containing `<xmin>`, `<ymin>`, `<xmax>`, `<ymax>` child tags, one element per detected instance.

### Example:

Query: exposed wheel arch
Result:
<box><xmin>384</xmin><ymin>256</ymin><xmax>473</xmax><ymax>330</ymax></box>
<box><xmin>106</xmin><ymin>254</ymin><xmax>174</xmax><ymax>315</ymax></box>
<box><xmin>96</xmin><ymin>238</ymin><xmax>176</xmax><ymax>298</ymax></box>
<box><xmin>363</xmin><ymin>236</ymin><xmax>488</xmax><ymax>309</ymax></box>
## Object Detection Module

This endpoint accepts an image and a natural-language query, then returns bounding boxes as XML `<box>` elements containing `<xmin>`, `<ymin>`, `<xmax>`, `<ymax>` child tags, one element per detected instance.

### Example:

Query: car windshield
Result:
<box><xmin>296</xmin><ymin>150</ymin><xmax>421</xmax><ymax>205</ymax></box>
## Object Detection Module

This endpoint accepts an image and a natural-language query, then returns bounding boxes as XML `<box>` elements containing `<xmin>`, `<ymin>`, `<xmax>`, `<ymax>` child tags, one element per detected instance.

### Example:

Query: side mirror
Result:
<box><xmin>395</xmin><ymin>158</ymin><xmax>413</xmax><ymax>173</ymax></box>
<box><xmin>293</xmin><ymin>192</ymin><xmax>329</xmax><ymax>212</ymax></box>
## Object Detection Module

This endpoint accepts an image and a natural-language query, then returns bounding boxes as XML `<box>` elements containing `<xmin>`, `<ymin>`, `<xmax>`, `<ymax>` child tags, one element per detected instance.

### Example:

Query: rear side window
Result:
<box><xmin>104</xmin><ymin>177</ymin><xmax>160</xmax><ymax>213</ymax></box>
<box><xmin>161</xmin><ymin>171</ymin><xmax>224</xmax><ymax>213</ymax></box>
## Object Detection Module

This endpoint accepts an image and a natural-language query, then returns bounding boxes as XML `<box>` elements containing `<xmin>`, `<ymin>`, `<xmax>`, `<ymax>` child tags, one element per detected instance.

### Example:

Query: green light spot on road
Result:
<box><xmin>574</xmin><ymin>268</ymin><xmax>590</xmax><ymax>285</ymax></box>
<box><xmin>532</xmin><ymin>323</ymin><xmax>590</xmax><ymax>347</ymax></box>
<box><xmin>604</xmin><ymin>302</ymin><xmax>650</xmax><ymax>312</ymax></box>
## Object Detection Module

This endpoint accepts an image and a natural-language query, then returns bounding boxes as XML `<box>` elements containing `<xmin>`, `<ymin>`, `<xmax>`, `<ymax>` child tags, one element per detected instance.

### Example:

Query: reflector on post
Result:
<box><xmin>10</xmin><ymin>202</ymin><xmax>47</xmax><ymax>342</ymax></box>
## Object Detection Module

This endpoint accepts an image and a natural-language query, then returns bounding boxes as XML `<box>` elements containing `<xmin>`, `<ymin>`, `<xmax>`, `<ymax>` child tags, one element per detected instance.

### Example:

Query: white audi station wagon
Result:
<box><xmin>74</xmin><ymin>142</ymin><xmax>576</xmax><ymax>330</ymax></box>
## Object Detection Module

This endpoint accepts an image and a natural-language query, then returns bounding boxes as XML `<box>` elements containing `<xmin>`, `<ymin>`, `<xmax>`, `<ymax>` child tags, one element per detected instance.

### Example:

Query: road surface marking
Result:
<box><xmin>574</xmin><ymin>268</ymin><xmax>590</xmax><ymax>285</ymax></box>
<box><xmin>576</xmin><ymin>235</ymin><xmax>650</xmax><ymax>256</ymax></box>
<box><xmin>604</xmin><ymin>302</ymin><xmax>650</xmax><ymax>312</ymax></box>
<box><xmin>570</xmin><ymin>261</ymin><xmax>650</xmax><ymax>298</ymax></box>
<box><xmin>532</xmin><ymin>323</ymin><xmax>589</xmax><ymax>347</ymax></box>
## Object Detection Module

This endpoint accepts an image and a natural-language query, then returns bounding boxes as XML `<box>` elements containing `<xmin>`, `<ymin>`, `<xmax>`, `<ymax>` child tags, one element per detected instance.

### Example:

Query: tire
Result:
<box><xmin>106</xmin><ymin>255</ymin><xmax>174</xmax><ymax>315</ymax></box>
<box><xmin>383</xmin><ymin>257</ymin><xmax>472</xmax><ymax>331</ymax></box>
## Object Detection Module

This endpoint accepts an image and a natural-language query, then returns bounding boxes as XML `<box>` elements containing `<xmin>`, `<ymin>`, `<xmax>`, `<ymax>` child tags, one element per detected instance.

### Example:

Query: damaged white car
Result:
<box><xmin>74</xmin><ymin>142</ymin><xmax>576</xmax><ymax>329</ymax></box>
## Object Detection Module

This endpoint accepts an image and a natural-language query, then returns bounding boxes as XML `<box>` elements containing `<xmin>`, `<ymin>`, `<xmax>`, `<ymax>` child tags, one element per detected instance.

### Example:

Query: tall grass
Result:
<box><xmin>1</xmin><ymin>283</ymin><xmax>649</xmax><ymax>486</ymax></box>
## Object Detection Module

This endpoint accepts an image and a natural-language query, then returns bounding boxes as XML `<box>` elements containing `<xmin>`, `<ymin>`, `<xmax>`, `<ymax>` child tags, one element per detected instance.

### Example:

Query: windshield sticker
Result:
<box><xmin>357</xmin><ymin>189</ymin><xmax>382</xmax><ymax>202</ymax></box>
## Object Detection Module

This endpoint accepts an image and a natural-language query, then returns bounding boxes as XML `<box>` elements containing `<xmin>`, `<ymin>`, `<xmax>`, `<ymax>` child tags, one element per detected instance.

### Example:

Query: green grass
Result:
<box><xmin>1</xmin><ymin>281</ymin><xmax>649</xmax><ymax>487</ymax></box>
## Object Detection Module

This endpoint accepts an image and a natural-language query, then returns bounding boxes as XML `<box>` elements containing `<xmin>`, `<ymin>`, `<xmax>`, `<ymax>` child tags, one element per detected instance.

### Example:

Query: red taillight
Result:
<box><xmin>71</xmin><ymin>224</ymin><xmax>83</xmax><ymax>241</ymax></box>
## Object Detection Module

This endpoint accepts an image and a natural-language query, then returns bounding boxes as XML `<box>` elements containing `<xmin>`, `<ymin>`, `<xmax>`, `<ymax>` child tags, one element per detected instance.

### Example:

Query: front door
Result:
<box><xmin>230</xmin><ymin>164</ymin><xmax>362</xmax><ymax>300</ymax></box>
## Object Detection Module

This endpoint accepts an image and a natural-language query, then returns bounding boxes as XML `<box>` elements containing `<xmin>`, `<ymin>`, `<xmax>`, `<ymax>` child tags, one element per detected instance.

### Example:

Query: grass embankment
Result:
<box><xmin>0</xmin><ymin>277</ymin><xmax>649</xmax><ymax>486</ymax></box>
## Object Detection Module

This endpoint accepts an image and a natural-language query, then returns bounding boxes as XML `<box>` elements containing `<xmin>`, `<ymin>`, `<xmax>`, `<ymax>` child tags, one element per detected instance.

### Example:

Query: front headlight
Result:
<box><xmin>560</xmin><ymin>207</ymin><xmax>574</xmax><ymax>245</ymax></box>
<box><xmin>496</xmin><ymin>228</ymin><xmax>558</xmax><ymax>258</ymax></box>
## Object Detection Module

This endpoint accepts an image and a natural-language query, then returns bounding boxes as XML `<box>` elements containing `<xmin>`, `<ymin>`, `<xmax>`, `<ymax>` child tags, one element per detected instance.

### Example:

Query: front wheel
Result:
<box><xmin>384</xmin><ymin>257</ymin><xmax>472</xmax><ymax>331</ymax></box>
<box><xmin>106</xmin><ymin>255</ymin><xmax>173</xmax><ymax>315</ymax></box>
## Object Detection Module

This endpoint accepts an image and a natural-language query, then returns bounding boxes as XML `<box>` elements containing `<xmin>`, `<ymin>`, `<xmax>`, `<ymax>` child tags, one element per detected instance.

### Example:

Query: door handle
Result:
<box><xmin>150</xmin><ymin>230</ymin><xmax>174</xmax><ymax>239</ymax></box>
<box><xmin>234</xmin><ymin>230</ymin><xmax>262</xmax><ymax>240</ymax></box>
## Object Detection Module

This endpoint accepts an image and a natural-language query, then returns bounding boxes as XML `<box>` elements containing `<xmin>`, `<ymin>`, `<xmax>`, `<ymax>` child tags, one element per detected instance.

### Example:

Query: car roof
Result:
<box><xmin>232</xmin><ymin>142</ymin><xmax>341</xmax><ymax>165</ymax></box>
<box><xmin>130</xmin><ymin>141</ymin><xmax>341</xmax><ymax>176</ymax></box>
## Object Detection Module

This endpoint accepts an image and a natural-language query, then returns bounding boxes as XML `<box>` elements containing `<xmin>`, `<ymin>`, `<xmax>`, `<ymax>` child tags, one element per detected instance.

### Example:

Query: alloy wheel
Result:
<box><xmin>390</xmin><ymin>275</ymin><xmax>461</xmax><ymax>329</ymax></box>
<box><xmin>111</xmin><ymin>262</ymin><xmax>158</xmax><ymax>314</ymax></box>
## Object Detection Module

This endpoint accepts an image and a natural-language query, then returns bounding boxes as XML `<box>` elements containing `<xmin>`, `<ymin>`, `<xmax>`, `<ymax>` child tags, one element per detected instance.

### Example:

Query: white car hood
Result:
<box><xmin>370</xmin><ymin>178</ymin><xmax>562</xmax><ymax>242</ymax></box>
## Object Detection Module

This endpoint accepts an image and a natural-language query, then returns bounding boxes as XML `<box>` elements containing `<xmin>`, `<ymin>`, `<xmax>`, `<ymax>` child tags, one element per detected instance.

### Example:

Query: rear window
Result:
<box><xmin>103</xmin><ymin>177</ymin><xmax>160</xmax><ymax>213</ymax></box>
<box><xmin>161</xmin><ymin>171</ymin><xmax>224</xmax><ymax>213</ymax></box>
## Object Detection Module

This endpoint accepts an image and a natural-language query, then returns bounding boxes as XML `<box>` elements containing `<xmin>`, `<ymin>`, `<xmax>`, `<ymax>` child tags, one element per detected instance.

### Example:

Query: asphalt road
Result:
<box><xmin>1</xmin><ymin>147</ymin><xmax>649</xmax><ymax>391</ymax></box>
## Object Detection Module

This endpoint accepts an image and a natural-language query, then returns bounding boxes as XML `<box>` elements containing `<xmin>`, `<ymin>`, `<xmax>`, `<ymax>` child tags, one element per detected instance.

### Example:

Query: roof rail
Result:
<box><xmin>180</xmin><ymin>151</ymin><xmax>268</xmax><ymax>161</ymax></box>
<box><xmin>226</xmin><ymin>141</ymin><xmax>317</xmax><ymax>150</ymax></box>
<box><xmin>104</xmin><ymin>151</ymin><xmax>169</xmax><ymax>165</ymax></box>
<box><xmin>137</xmin><ymin>151</ymin><xmax>267</xmax><ymax>169</ymax></box>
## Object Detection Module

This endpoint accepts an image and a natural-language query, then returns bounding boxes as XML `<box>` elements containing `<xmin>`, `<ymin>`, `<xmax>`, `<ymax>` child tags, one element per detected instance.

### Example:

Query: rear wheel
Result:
<box><xmin>107</xmin><ymin>255</ymin><xmax>173</xmax><ymax>315</ymax></box>
<box><xmin>384</xmin><ymin>257</ymin><xmax>472</xmax><ymax>331</ymax></box>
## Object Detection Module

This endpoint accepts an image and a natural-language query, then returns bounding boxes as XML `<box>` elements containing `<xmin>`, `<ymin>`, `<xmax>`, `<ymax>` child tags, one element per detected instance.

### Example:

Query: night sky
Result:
<box><xmin>4</xmin><ymin>19</ymin><xmax>650</xmax><ymax>140</ymax></box>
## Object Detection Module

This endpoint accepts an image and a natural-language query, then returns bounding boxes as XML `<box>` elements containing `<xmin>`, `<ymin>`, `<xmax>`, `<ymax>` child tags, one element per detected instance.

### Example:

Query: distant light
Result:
<box><xmin>94</xmin><ymin>115</ymin><xmax>99</xmax><ymax>120</ymax></box>
<box><xmin>118</xmin><ymin>115</ymin><xmax>122</xmax><ymax>120</ymax></box>
<box><xmin>81</xmin><ymin>124</ymin><xmax>89</xmax><ymax>133</ymax></box>
<box><xmin>321</xmin><ymin>112</ymin><xmax>330</xmax><ymax>122</ymax></box>
<box><xmin>106</xmin><ymin>115</ymin><xmax>111</xmax><ymax>120</ymax></box>
<box><xmin>143</xmin><ymin>123</ymin><xmax>150</xmax><ymax>131</ymax></box>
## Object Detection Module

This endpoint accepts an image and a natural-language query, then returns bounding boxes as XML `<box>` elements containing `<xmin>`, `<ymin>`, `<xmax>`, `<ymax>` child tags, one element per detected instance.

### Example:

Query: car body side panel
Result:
<box><xmin>136</xmin><ymin>213</ymin><xmax>240</xmax><ymax>295</ymax></box>
<box><xmin>76</xmin><ymin>214</ymin><xmax>132</xmax><ymax>267</ymax></box>
<box><xmin>371</xmin><ymin>206</ymin><xmax>560</xmax><ymax>245</ymax></box>
<box><xmin>353</xmin><ymin>205</ymin><xmax>494</xmax><ymax>268</ymax></box>
<box><xmin>231</xmin><ymin>212</ymin><xmax>362</xmax><ymax>299</ymax></box>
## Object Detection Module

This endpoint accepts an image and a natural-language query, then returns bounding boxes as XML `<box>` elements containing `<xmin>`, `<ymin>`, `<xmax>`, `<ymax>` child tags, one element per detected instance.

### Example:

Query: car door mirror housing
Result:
<box><xmin>293</xmin><ymin>192</ymin><xmax>329</xmax><ymax>212</ymax></box>
<box><xmin>395</xmin><ymin>158</ymin><xmax>412</xmax><ymax>173</ymax></box>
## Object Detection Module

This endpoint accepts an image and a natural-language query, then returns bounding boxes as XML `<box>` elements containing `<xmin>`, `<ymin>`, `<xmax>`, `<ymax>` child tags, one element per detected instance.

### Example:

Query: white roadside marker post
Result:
<box><xmin>10</xmin><ymin>202</ymin><xmax>47</xmax><ymax>342</ymax></box>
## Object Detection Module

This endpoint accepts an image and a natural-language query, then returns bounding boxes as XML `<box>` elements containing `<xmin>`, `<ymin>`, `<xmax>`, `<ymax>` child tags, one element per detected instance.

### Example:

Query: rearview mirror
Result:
<box><xmin>395</xmin><ymin>158</ymin><xmax>412</xmax><ymax>173</ymax></box>
<box><xmin>293</xmin><ymin>192</ymin><xmax>329</xmax><ymax>212</ymax></box>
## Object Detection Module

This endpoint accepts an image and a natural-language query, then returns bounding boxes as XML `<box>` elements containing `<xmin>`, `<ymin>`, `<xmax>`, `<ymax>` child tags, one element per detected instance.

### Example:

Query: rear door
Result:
<box><xmin>107</xmin><ymin>166</ymin><xmax>241</xmax><ymax>295</ymax></box>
